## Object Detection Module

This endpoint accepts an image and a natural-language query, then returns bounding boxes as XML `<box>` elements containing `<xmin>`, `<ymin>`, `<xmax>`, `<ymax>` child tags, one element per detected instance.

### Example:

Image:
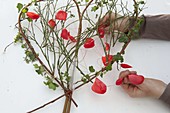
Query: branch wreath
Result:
<box><xmin>12</xmin><ymin>0</ymin><xmax>145</xmax><ymax>112</ymax></box>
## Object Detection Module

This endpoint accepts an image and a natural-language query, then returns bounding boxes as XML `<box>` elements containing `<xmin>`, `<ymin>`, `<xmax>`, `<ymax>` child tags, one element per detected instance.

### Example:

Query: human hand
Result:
<box><xmin>99</xmin><ymin>12</ymin><xmax>129</xmax><ymax>33</ymax></box>
<box><xmin>118</xmin><ymin>70</ymin><xmax>167</xmax><ymax>99</ymax></box>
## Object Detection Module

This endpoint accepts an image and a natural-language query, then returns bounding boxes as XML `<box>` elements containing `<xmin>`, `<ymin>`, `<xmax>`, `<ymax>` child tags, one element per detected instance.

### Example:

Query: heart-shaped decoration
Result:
<box><xmin>115</xmin><ymin>78</ymin><xmax>123</xmax><ymax>85</ymax></box>
<box><xmin>128</xmin><ymin>74</ymin><xmax>144</xmax><ymax>85</ymax></box>
<box><xmin>91</xmin><ymin>78</ymin><xmax>107</xmax><ymax>94</ymax></box>
<box><xmin>14</xmin><ymin>0</ymin><xmax>143</xmax><ymax>112</ymax></box>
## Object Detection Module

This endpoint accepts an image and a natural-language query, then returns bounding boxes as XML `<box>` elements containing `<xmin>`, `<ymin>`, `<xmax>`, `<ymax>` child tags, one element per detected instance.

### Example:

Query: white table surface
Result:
<box><xmin>0</xmin><ymin>0</ymin><xmax>170</xmax><ymax>113</ymax></box>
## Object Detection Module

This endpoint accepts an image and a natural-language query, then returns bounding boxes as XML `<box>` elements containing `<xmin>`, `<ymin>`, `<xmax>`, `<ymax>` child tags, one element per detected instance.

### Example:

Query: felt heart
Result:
<box><xmin>91</xmin><ymin>78</ymin><xmax>107</xmax><ymax>94</ymax></box>
<box><xmin>115</xmin><ymin>78</ymin><xmax>123</xmax><ymax>85</ymax></box>
<box><xmin>120</xmin><ymin>63</ymin><xmax>132</xmax><ymax>68</ymax></box>
<box><xmin>128</xmin><ymin>74</ymin><xmax>144</xmax><ymax>85</ymax></box>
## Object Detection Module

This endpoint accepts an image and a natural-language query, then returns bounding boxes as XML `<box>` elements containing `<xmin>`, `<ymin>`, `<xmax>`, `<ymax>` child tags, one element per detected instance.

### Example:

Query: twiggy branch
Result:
<box><xmin>3</xmin><ymin>42</ymin><xmax>14</xmax><ymax>53</ymax></box>
<box><xmin>27</xmin><ymin>93</ymin><xmax>67</xmax><ymax>113</ymax></box>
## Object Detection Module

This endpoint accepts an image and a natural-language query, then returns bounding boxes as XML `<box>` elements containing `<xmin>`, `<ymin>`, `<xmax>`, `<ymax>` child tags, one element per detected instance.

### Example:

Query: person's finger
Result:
<box><xmin>119</xmin><ymin>70</ymin><xmax>131</xmax><ymax>78</ymax></box>
<box><xmin>128</xmin><ymin>84</ymin><xmax>136</xmax><ymax>92</ymax></box>
<box><xmin>99</xmin><ymin>12</ymin><xmax>116</xmax><ymax>28</ymax></box>
<box><xmin>121</xmin><ymin>84</ymin><xmax>133</xmax><ymax>95</ymax></box>
<box><xmin>125</xmin><ymin>71</ymin><xmax>138</xmax><ymax>84</ymax></box>
<box><xmin>99</xmin><ymin>13</ymin><xmax>111</xmax><ymax>25</ymax></box>
<box><xmin>104</xmin><ymin>26</ymin><xmax>112</xmax><ymax>34</ymax></box>
<box><xmin>123</xmin><ymin>77</ymin><xmax>129</xmax><ymax>84</ymax></box>
<box><xmin>121</xmin><ymin>83</ymin><xmax>128</xmax><ymax>91</ymax></box>
<box><xmin>130</xmin><ymin>71</ymin><xmax>137</xmax><ymax>75</ymax></box>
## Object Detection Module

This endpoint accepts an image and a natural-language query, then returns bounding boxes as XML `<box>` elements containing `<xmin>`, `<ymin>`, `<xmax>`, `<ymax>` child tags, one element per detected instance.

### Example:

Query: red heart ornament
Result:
<box><xmin>120</xmin><ymin>63</ymin><xmax>132</xmax><ymax>68</ymax></box>
<box><xmin>91</xmin><ymin>78</ymin><xmax>107</xmax><ymax>94</ymax></box>
<box><xmin>115</xmin><ymin>78</ymin><xmax>123</xmax><ymax>85</ymax></box>
<box><xmin>128</xmin><ymin>74</ymin><xmax>144</xmax><ymax>85</ymax></box>
<box><xmin>102</xmin><ymin>55</ymin><xmax>113</xmax><ymax>66</ymax></box>
<box><xmin>26</xmin><ymin>12</ymin><xmax>40</xmax><ymax>20</ymax></box>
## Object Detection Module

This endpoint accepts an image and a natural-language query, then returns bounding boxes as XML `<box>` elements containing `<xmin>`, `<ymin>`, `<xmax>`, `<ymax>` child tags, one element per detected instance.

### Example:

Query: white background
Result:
<box><xmin>0</xmin><ymin>0</ymin><xmax>170</xmax><ymax>113</ymax></box>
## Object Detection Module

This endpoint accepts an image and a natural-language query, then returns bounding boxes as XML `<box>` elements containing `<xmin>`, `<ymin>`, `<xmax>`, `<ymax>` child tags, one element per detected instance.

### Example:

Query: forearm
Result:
<box><xmin>159</xmin><ymin>83</ymin><xmax>170</xmax><ymax>105</ymax></box>
<box><xmin>139</xmin><ymin>15</ymin><xmax>170</xmax><ymax>41</ymax></box>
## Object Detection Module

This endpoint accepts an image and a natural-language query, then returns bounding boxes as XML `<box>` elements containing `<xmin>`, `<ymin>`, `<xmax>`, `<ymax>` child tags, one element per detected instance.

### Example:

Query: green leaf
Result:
<box><xmin>44</xmin><ymin>81</ymin><xmax>58</xmax><ymax>90</ymax></box>
<box><xmin>27</xmin><ymin>18</ymin><xmax>33</xmax><ymax>22</ymax></box>
<box><xmin>21</xmin><ymin>44</ymin><xmax>27</xmax><ymax>48</ymax></box>
<box><xmin>89</xmin><ymin>66</ymin><xmax>95</xmax><ymax>73</ymax></box>
<box><xmin>22</xmin><ymin>8</ymin><xmax>28</xmax><ymax>13</ymax></box>
<box><xmin>114</xmin><ymin>53</ymin><xmax>124</xmax><ymax>62</ymax></box>
<box><xmin>44</xmin><ymin>77</ymin><xmax>59</xmax><ymax>90</ymax></box>
<box><xmin>33</xmin><ymin>64</ymin><xmax>44</xmax><ymax>75</ymax></box>
<box><xmin>14</xmin><ymin>33</ymin><xmax>23</xmax><ymax>43</ymax></box>
<box><xmin>97</xmin><ymin>1</ymin><xmax>102</xmax><ymax>7</ymax></box>
<box><xmin>118</xmin><ymin>34</ymin><xmax>129</xmax><ymax>43</ymax></box>
<box><xmin>81</xmin><ymin>77</ymin><xmax>87</xmax><ymax>83</ymax></box>
<box><xmin>138</xmin><ymin>0</ymin><xmax>145</xmax><ymax>4</ymax></box>
<box><xmin>65</xmin><ymin>76</ymin><xmax>71</xmax><ymax>82</ymax></box>
<box><xmin>100</xmin><ymin>72</ymin><xmax>103</xmax><ymax>78</ymax></box>
<box><xmin>33</xmin><ymin>64</ymin><xmax>39</xmax><ymax>68</ymax></box>
<box><xmin>35</xmin><ymin>69</ymin><xmax>42</xmax><ymax>75</ymax></box>
<box><xmin>85</xmin><ymin>74</ymin><xmax>90</xmax><ymax>79</ymax></box>
<box><xmin>91</xmin><ymin>6</ymin><xmax>99</xmax><ymax>12</ymax></box>
<box><xmin>21</xmin><ymin>13</ymin><xmax>26</xmax><ymax>19</ymax></box>
<box><xmin>25</xmin><ymin>58</ymin><xmax>30</xmax><ymax>64</ymax></box>
<box><xmin>102</xmin><ymin>0</ymin><xmax>108</xmax><ymax>4</ymax></box>
<box><xmin>26</xmin><ymin>51</ymin><xmax>35</xmax><ymax>61</ymax></box>
<box><xmin>85</xmin><ymin>0</ymin><xmax>89</xmax><ymax>2</ymax></box>
<box><xmin>48</xmin><ymin>83</ymin><xmax>57</xmax><ymax>90</ymax></box>
<box><xmin>106</xmin><ymin>64</ymin><xmax>112</xmax><ymax>71</ymax></box>
<box><xmin>17</xmin><ymin>3</ymin><xmax>23</xmax><ymax>13</ymax></box>
<box><xmin>39</xmin><ymin>66</ymin><xmax>44</xmax><ymax>73</ymax></box>
<box><xmin>64</xmin><ymin>72</ymin><xmax>69</xmax><ymax>77</ymax></box>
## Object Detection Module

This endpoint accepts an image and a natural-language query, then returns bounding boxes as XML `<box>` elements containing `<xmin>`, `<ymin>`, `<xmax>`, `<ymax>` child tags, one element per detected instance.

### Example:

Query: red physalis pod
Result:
<box><xmin>116</xmin><ymin>78</ymin><xmax>123</xmax><ymax>85</ymax></box>
<box><xmin>48</xmin><ymin>19</ymin><xmax>56</xmax><ymax>28</ymax></box>
<box><xmin>61</xmin><ymin>28</ymin><xmax>69</xmax><ymax>40</ymax></box>
<box><xmin>91</xmin><ymin>78</ymin><xmax>107</xmax><ymax>94</ymax></box>
<box><xmin>26</xmin><ymin>12</ymin><xmax>40</xmax><ymax>20</ymax></box>
<box><xmin>105</xmin><ymin>42</ymin><xmax>110</xmax><ymax>51</ymax></box>
<box><xmin>69</xmin><ymin>35</ymin><xmax>77</xmax><ymax>42</ymax></box>
<box><xmin>120</xmin><ymin>63</ymin><xmax>132</xmax><ymax>68</ymax></box>
<box><xmin>55</xmin><ymin>10</ymin><xmax>67</xmax><ymax>21</ymax></box>
<box><xmin>98</xmin><ymin>26</ymin><xmax>105</xmax><ymax>38</ymax></box>
<box><xmin>83</xmin><ymin>38</ymin><xmax>95</xmax><ymax>48</ymax></box>
<box><xmin>102</xmin><ymin>54</ymin><xmax>113</xmax><ymax>66</ymax></box>
<box><xmin>128</xmin><ymin>74</ymin><xmax>144</xmax><ymax>85</ymax></box>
